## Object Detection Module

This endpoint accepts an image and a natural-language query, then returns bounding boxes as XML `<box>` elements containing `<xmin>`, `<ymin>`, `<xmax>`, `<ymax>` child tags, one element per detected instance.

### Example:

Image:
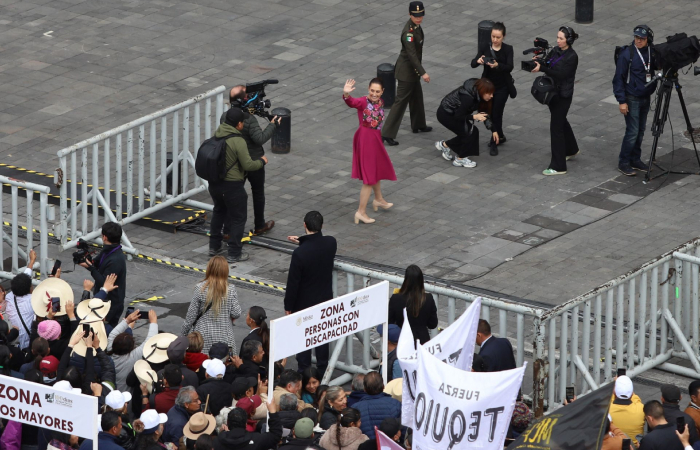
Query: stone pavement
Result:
<box><xmin>1</xmin><ymin>0</ymin><xmax>700</xmax><ymax>308</ymax></box>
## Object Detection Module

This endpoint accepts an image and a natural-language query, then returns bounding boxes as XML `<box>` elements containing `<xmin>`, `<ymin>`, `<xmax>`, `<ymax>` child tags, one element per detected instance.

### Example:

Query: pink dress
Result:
<box><xmin>344</xmin><ymin>95</ymin><xmax>397</xmax><ymax>185</ymax></box>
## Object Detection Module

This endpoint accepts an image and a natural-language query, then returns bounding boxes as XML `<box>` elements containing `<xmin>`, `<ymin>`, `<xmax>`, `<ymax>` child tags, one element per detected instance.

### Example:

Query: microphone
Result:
<box><xmin>264</xmin><ymin>79</ymin><xmax>279</xmax><ymax>85</ymax></box>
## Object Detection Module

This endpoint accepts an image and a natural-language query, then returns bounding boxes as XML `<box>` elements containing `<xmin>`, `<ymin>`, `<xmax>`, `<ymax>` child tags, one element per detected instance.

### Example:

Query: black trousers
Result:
<box><xmin>296</xmin><ymin>344</ymin><xmax>329</xmax><ymax>377</ymax></box>
<box><xmin>437</xmin><ymin>106</ymin><xmax>479</xmax><ymax>157</ymax></box>
<box><xmin>489</xmin><ymin>85</ymin><xmax>509</xmax><ymax>144</ymax></box>
<box><xmin>247</xmin><ymin>166</ymin><xmax>266</xmax><ymax>230</ymax></box>
<box><xmin>208</xmin><ymin>180</ymin><xmax>247</xmax><ymax>257</ymax></box>
<box><xmin>547</xmin><ymin>95</ymin><xmax>579</xmax><ymax>171</ymax></box>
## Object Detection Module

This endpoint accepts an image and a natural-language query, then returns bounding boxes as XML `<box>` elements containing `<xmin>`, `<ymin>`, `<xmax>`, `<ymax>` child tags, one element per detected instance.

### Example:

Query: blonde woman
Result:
<box><xmin>181</xmin><ymin>256</ymin><xmax>242</xmax><ymax>354</ymax></box>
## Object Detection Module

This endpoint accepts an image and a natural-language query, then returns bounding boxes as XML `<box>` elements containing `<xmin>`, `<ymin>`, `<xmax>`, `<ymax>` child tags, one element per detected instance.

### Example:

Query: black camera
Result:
<box><xmin>521</xmin><ymin>37</ymin><xmax>553</xmax><ymax>71</ymax></box>
<box><xmin>695</xmin><ymin>66</ymin><xmax>700</xmax><ymax>76</ymax></box>
<box><xmin>72</xmin><ymin>239</ymin><xmax>94</xmax><ymax>265</ymax></box>
<box><xmin>483</xmin><ymin>56</ymin><xmax>495</xmax><ymax>65</ymax></box>
<box><xmin>234</xmin><ymin>79</ymin><xmax>279</xmax><ymax>120</ymax></box>
<box><xmin>521</xmin><ymin>60</ymin><xmax>538</xmax><ymax>71</ymax></box>
<box><xmin>483</xmin><ymin>115</ymin><xmax>493</xmax><ymax>131</ymax></box>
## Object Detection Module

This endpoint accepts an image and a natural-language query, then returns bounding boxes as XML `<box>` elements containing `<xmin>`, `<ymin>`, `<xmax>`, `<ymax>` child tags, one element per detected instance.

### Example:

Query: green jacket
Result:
<box><xmin>219</xmin><ymin>110</ymin><xmax>276</xmax><ymax>160</ymax></box>
<box><xmin>394</xmin><ymin>19</ymin><xmax>425</xmax><ymax>82</ymax></box>
<box><xmin>215</xmin><ymin>123</ymin><xmax>264</xmax><ymax>182</ymax></box>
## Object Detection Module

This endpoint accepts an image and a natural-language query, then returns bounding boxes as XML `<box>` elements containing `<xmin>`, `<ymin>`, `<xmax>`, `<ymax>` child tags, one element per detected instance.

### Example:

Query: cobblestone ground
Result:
<box><xmin>1</xmin><ymin>0</ymin><xmax>700</xmax><ymax>308</ymax></box>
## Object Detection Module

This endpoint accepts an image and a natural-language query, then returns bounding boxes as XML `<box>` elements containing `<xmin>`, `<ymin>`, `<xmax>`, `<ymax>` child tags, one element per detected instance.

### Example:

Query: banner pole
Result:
<box><xmin>268</xmin><ymin>319</ymin><xmax>276</xmax><ymax>403</ymax></box>
<box><xmin>382</xmin><ymin>321</ymin><xmax>388</xmax><ymax>384</ymax></box>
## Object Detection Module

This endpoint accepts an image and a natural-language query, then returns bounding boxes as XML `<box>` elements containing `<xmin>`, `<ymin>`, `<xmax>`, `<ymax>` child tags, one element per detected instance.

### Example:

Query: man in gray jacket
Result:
<box><xmin>220</xmin><ymin>85</ymin><xmax>279</xmax><ymax>235</ymax></box>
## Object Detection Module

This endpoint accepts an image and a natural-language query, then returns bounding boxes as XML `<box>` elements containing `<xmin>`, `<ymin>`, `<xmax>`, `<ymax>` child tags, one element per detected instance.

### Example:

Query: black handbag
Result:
<box><xmin>489</xmin><ymin>46</ymin><xmax>517</xmax><ymax>99</ymax></box>
<box><xmin>531</xmin><ymin>75</ymin><xmax>557</xmax><ymax>105</ymax></box>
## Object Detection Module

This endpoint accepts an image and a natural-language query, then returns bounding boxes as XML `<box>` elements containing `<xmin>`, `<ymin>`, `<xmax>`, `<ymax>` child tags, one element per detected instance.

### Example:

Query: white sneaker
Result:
<box><xmin>453</xmin><ymin>157</ymin><xmax>476</xmax><ymax>168</ymax></box>
<box><xmin>434</xmin><ymin>141</ymin><xmax>446</xmax><ymax>152</ymax></box>
<box><xmin>434</xmin><ymin>142</ymin><xmax>453</xmax><ymax>161</ymax></box>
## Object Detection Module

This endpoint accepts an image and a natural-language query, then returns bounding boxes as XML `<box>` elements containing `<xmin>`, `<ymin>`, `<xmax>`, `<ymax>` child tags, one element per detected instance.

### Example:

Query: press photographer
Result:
<box><xmin>530</xmin><ymin>26</ymin><xmax>581</xmax><ymax>176</ymax></box>
<box><xmin>219</xmin><ymin>82</ymin><xmax>280</xmax><ymax>237</ymax></box>
<box><xmin>612</xmin><ymin>25</ymin><xmax>657</xmax><ymax>176</ymax></box>
<box><xmin>79</xmin><ymin>222</ymin><xmax>127</xmax><ymax>328</ymax></box>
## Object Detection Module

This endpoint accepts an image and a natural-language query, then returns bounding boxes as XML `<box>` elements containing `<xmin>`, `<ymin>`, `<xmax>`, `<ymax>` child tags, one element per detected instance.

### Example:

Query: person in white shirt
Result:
<box><xmin>4</xmin><ymin>249</ymin><xmax>37</xmax><ymax>349</ymax></box>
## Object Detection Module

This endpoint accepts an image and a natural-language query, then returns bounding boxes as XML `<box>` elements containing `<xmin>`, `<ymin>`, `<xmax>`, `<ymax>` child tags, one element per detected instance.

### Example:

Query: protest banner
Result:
<box><xmin>413</xmin><ymin>344</ymin><xmax>525</xmax><ymax>450</ymax></box>
<box><xmin>397</xmin><ymin>297</ymin><xmax>481</xmax><ymax>427</ymax></box>
<box><xmin>0</xmin><ymin>375</ymin><xmax>99</xmax><ymax>442</ymax></box>
<box><xmin>376</xmin><ymin>426</ymin><xmax>404</xmax><ymax>450</ymax></box>
<box><xmin>267</xmin><ymin>281</ymin><xmax>390</xmax><ymax>398</ymax></box>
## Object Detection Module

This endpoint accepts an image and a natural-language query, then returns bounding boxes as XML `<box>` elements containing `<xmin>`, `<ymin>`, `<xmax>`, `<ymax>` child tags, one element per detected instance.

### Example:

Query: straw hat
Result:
<box><xmin>77</xmin><ymin>297</ymin><xmax>112</xmax><ymax>323</ymax></box>
<box><xmin>183</xmin><ymin>412</ymin><xmax>216</xmax><ymax>440</ymax></box>
<box><xmin>70</xmin><ymin>320</ymin><xmax>108</xmax><ymax>357</ymax></box>
<box><xmin>134</xmin><ymin>360</ymin><xmax>158</xmax><ymax>394</ymax></box>
<box><xmin>30</xmin><ymin>278</ymin><xmax>73</xmax><ymax>317</ymax></box>
<box><xmin>142</xmin><ymin>333</ymin><xmax>178</xmax><ymax>364</ymax></box>
<box><xmin>384</xmin><ymin>378</ymin><xmax>403</xmax><ymax>402</ymax></box>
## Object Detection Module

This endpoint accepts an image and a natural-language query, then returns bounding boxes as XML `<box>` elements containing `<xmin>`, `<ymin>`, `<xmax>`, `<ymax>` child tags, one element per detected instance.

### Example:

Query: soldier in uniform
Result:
<box><xmin>381</xmin><ymin>1</ymin><xmax>432</xmax><ymax>146</ymax></box>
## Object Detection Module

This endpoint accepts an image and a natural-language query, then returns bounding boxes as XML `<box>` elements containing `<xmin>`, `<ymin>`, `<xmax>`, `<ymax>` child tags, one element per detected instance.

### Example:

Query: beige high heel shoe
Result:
<box><xmin>372</xmin><ymin>200</ymin><xmax>394</xmax><ymax>211</ymax></box>
<box><xmin>354</xmin><ymin>212</ymin><xmax>376</xmax><ymax>224</ymax></box>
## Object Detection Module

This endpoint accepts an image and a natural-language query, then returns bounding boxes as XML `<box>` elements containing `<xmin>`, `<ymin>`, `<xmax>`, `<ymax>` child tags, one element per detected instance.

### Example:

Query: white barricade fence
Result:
<box><xmin>0</xmin><ymin>175</ymin><xmax>50</xmax><ymax>282</ymax></box>
<box><xmin>0</xmin><ymin>375</ymin><xmax>98</xmax><ymax>448</ymax></box>
<box><xmin>267</xmin><ymin>281</ymin><xmax>390</xmax><ymax>397</ymax></box>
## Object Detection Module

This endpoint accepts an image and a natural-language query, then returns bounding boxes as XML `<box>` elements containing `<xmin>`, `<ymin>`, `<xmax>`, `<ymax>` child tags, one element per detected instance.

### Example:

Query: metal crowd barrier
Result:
<box><xmin>0</xmin><ymin>175</ymin><xmax>50</xmax><ymax>282</ymax></box>
<box><xmin>55</xmin><ymin>86</ymin><xmax>226</xmax><ymax>255</ymax></box>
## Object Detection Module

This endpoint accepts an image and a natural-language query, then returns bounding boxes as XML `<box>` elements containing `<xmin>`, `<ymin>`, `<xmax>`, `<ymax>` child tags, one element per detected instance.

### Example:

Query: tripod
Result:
<box><xmin>644</xmin><ymin>71</ymin><xmax>700</xmax><ymax>182</ymax></box>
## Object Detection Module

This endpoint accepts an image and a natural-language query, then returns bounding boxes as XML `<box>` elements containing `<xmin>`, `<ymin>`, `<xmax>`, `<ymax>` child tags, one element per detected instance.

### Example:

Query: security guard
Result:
<box><xmin>381</xmin><ymin>1</ymin><xmax>432</xmax><ymax>146</ymax></box>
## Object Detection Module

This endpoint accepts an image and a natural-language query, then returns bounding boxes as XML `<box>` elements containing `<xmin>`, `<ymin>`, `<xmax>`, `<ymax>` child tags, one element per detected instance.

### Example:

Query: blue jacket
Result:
<box><xmin>612</xmin><ymin>44</ymin><xmax>657</xmax><ymax>103</ymax></box>
<box><xmin>79</xmin><ymin>432</ymin><xmax>125</xmax><ymax>450</ymax></box>
<box><xmin>479</xmin><ymin>336</ymin><xmax>516</xmax><ymax>372</ymax></box>
<box><xmin>162</xmin><ymin>404</ymin><xmax>190</xmax><ymax>444</ymax></box>
<box><xmin>353</xmin><ymin>393</ymin><xmax>402</xmax><ymax>437</ymax></box>
<box><xmin>346</xmin><ymin>391</ymin><xmax>368</xmax><ymax>408</ymax></box>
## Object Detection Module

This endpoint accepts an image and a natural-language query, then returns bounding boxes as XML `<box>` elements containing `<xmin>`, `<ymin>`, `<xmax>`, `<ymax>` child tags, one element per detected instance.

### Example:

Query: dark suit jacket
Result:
<box><xmin>479</xmin><ymin>336</ymin><xmax>516</xmax><ymax>372</ymax></box>
<box><xmin>283</xmin><ymin>232</ymin><xmax>337</xmax><ymax>313</ymax></box>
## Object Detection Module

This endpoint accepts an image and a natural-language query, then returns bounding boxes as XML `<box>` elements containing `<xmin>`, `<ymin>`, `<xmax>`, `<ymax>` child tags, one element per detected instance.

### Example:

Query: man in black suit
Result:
<box><xmin>476</xmin><ymin>319</ymin><xmax>516</xmax><ymax>372</ymax></box>
<box><xmin>284</xmin><ymin>211</ymin><xmax>338</xmax><ymax>376</ymax></box>
<box><xmin>640</xmin><ymin>400</ymin><xmax>686</xmax><ymax>450</ymax></box>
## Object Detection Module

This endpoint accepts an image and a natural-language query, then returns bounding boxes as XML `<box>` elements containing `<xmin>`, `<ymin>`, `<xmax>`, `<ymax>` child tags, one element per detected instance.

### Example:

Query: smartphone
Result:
<box><xmin>565</xmin><ymin>386</ymin><xmax>575</xmax><ymax>403</ymax></box>
<box><xmin>677</xmin><ymin>416</ymin><xmax>686</xmax><ymax>433</ymax></box>
<box><xmin>125</xmin><ymin>306</ymin><xmax>135</xmax><ymax>317</ymax></box>
<box><xmin>51</xmin><ymin>297</ymin><xmax>61</xmax><ymax>312</ymax></box>
<box><xmin>51</xmin><ymin>260</ymin><xmax>61</xmax><ymax>276</ymax></box>
<box><xmin>229</xmin><ymin>347</ymin><xmax>234</xmax><ymax>358</ymax></box>
<box><xmin>82</xmin><ymin>323</ymin><xmax>91</xmax><ymax>335</ymax></box>
<box><xmin>139</xmin><ymin>310</ymin><xmax>149</xmax><ymax>320</ymax></box>
<box><xmin>622</xmin><ymin>438</ymin><xmax>631</xmax><ymax>450</ymax></box>
<box><xmin>617</xmin><ymin>367</ymin><xmax>626</xmax><ymax>377</ymax></box>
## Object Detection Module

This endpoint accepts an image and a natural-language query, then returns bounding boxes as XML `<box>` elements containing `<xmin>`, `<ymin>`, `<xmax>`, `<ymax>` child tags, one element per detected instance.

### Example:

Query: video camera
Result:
<box><xmin>234</xmin><ymin>79</ymin><xmax>279</xmax><ymax>120</ymax></box>
<box><xmin>521</xmin><ymin>38</ymin><xmax>553</xmax><ymax>71</ymax></box>
<box><xmin>72</xmin><ymin>239</ymin><xmax>94</xmax><ymax>265</ymax></box>
<box><xmin>644</xmin><ymin>33</ymin><xmax>700</xmax><ymax>87</ymax></box>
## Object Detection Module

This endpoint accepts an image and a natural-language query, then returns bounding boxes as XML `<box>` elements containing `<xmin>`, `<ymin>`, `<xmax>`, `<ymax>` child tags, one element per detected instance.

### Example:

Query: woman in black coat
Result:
<box><xmin>532</xmin><ymin>26</ymin><xmax>580</xmax><ymax>175</ymax></box>
<box><xmin>435</xmin><ymin>78</ymin><xmax>498</xmax><ymax>169</ymax></box>
<box><xmin>470</xmin><ymin>22</ymin><xmax>513</xmax><ymax>156</ymax></box>
<box><xmin>387</xmin><ymin>265</ymin><xmax>438</xmax><ymax>345</ymax></box>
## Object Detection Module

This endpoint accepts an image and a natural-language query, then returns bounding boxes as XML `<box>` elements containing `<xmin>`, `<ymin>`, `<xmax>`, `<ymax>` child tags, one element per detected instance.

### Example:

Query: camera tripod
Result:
<box><xmin>644</xmin><ymin>72</ymin><xmax>700</xmax><ymax>182</ymax></box>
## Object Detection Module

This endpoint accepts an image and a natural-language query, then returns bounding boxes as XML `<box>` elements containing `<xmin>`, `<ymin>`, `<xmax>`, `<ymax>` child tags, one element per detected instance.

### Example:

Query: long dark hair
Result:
<box><xmin>399</xmin><ymin>265</ymin><xmax>426</xmax><ymax>318</ymax></box>
<box><xmin>0</xmin><ymin>345</ymin><xmax>12</xmax><ymax>376</ymax></box>
<box><xmin>0</xmin><ymin>321</ymin><xmax>10</xmax><ymax>346</ymax></box>
<box><xmin>301</xmin><ymin>367</ymin><xmax>321</xmax><ymax>402</ymax></box>
<box><xmin>31</xmin><ymin>338</ymin><xmax>49</xmax><ymax>370</ymax></box>
<box><xmin>336</xmin><ymin>408</ymin><xmax>361</xmax><ymax>450</ymax></box>
<box><xmin>248</xmin><ymin>306</ymin><xmax>269</xmax><ymax>358</ymax></box>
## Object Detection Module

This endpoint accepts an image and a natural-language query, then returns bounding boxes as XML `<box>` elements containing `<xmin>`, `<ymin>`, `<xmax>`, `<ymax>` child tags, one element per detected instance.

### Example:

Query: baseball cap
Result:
<box><xmin>202</xmin><ymin>359</ymin><xmax>226</xmax><ymax>378</ymax></box>
<box><xmin>237</xmin><ymin>395</ymin><xmax>262</xmax><ymax>416</ymax></box>
<box><xmin>54</xmin><ymin>380</ymin><xmax>81</xmax><ymax>394</ymax></box>
<box><xmin>661</xmin><ymin>384</ymin><xmax>681</xmax><ymax>403</ymax></box>
<box><xmin>232</xmin><ymin>377</ymin><xmax>258</xmax><ymax>397</ymax></box>
<box><xmin>377</xmin><ymin>324</ymin><xmax>401</xmax><ymax>343</ymax></box>
<box><xmin>39</xmin><ymin>356</ymin><xmax>59</xmax><ymax>375</ymax></box>
<box><xmin>294</xmin><ymin>418</ymin><xmax>314</xmax><ymax>439</ymax></box>
<box><xmin>409</xmin><ymin>1</ymin><xmax>425</xmax><ymax>17</ymax></box>
<box><xmin>614</xmin><ymin>376</ymin><xmax>633</xmax><ymax>399</ymax></box>
<box><xmin>634</xmin><ymin>26</ymin><xmax>649</xmax><ymax>38</ymax></box>
<box><xmin>225</xmin><ymin>108</ymin><xmax>245</xmax><ymax>127</ymax></box>
<box><xmin>105</xmin><ymin>390</ymin><xmax>132</xmax><ymax>410</ymax></box>
<box><xmin>209</xmin><ymin>342</ymin><xmax>229</xmax><ymax>360</ymax></box>
<box><xmin>140</xmin><ymin>410</ymin><xmax>168</xmax><ymax>434</ymax></box>
<box><xmin>166</xmin><ymin>336</ymin><xmax>189</xmax><ymax>362</ymax></box>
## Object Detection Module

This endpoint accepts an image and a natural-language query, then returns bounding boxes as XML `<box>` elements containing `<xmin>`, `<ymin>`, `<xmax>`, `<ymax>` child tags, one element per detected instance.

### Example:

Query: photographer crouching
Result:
<box><xmin>531</xmin><ymin>26</ymin><xmax>580</xmax><ymax>176</ymax></box>
<box><xmin>220</xmin><ymin>85</ymin><xmax>280</xmax><ymax>236</ymax></box>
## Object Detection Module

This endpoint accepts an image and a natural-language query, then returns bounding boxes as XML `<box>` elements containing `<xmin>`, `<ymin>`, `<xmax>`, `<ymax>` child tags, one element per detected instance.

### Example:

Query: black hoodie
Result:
<box><xmin>214</xmin><ymin>412</ymin><xmax>282</xmax><ymax>450</ymax></box>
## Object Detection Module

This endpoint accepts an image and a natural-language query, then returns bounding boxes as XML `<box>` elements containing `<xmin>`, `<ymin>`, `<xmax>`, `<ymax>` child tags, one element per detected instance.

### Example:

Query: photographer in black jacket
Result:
<box><xmin>470</xmin><ymin>21</ymin><xmax>513</xmax><ymax>156</ymax></box>
<box><xmin>532</xmin><ymin>26</ymin><xmax>580</xmax><ymax>176</ymax></box>
<box><xmin>220</xmin><ymin>85</ymin><xmax>280</xmax><ymax>237</ymax></box>
<box><xmin>79</xmin><ymin>222</ymin><xmax>126</xmax><ymax>328</ymax></box>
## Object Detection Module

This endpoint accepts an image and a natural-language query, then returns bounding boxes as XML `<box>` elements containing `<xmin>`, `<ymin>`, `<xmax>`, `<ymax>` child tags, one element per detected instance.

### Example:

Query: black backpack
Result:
<box><xmin>614</xmin><ymin>44</ymin><xmax>636</xmax><ymax>83</ymax></box>
<box><xmin>195</xmin><ymin>133</ymin><xmax>238</xmax><ymax>182</ymax></box>
<box><xmin>530</xmin><ymin>75</ymin><xmax>557</xmax><ymax>105</ymax></box>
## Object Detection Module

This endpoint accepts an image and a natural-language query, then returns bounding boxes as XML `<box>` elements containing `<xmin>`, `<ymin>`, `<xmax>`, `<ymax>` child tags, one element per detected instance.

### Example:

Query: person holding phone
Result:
<box><xmin>470</xmin><ymin>22</ymin><xmax>514</xmax><ymax>156</ymax></box>
<box><xmin>609</xmin><ymin>376</ymin><xmax>645</xmax><ymax>447</ymax></box>
<box><xmin>531</xmin><ymin>26</ymin><xmax>580</xmax><ymax>175</ymax></box>
<box><xmin>642</xmin><ymin>400</ymin><xmax>691</xmax><ymax>450</ymax></box>
<box><xmin>661</xmin><ymin>384</ymin><xmax>700</xmax><ymax>445</ymax></box>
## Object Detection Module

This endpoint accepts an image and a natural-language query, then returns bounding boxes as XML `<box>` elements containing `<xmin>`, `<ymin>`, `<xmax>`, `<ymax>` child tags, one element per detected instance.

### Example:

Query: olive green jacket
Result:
<box><xmin>394</xmin><ymin>19</ymin><xmax>425</xmax><ymax>82</ymax></box>
<box><xmin>214</xmin><ymin>123</ymin><xmax>264</xmax><ymax>182</ymax></box>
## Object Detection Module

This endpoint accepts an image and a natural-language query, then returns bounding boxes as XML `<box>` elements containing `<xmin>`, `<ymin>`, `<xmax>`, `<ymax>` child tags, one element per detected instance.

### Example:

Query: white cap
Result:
<box><xmin>202</xmin><ymin>358</ymin><xmax>226</xmax><ymax>378</ymax></box>
<box><xmin>53</xmin><ymin>380</ymin><xmax>81</xmax><ymax>394</ymax></box>
<box><xmin>140</xmin><ymin>410</ymin><xmax>168</xmax><ymax>430</ymax></box>
<box><xmin>105</xmin><ymin>390</ymin><xmax>133</xmax><ymax>410</ymax></box>
<box><xmin>615</xmin><ymin>376</ymin><xmax>634</xmax><ymax>399</ymax></box>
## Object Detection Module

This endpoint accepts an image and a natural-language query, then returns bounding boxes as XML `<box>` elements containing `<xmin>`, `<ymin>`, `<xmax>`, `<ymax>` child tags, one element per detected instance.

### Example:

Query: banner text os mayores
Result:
<box><xmin>304</xmin><ymin>303</ymin><xmax>360</xmax><ymax>346</ymax></box>
<box><xmin>0</xmin><ymin>384</ymin><xmax>76</xmax><ymax>432</ymax></box>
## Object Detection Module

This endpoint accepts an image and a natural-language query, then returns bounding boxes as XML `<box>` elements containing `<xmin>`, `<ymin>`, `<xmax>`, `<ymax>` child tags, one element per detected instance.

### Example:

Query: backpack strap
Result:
<box><xmin>219</xmin><ymin>133</ymin><xmax>241</xmax><ymax>176</ymax></box>
<box><xmin>626</xmin><ymin>45</ymin><xmax>634</xmax><ymax>84</ymax></box>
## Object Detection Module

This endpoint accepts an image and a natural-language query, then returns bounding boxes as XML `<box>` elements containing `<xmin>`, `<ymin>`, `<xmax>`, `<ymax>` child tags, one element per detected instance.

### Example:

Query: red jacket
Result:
<box><xmin>184</xmin><ymin>352</ymin><xmax>208</xmax><ymax>372</ymax></box>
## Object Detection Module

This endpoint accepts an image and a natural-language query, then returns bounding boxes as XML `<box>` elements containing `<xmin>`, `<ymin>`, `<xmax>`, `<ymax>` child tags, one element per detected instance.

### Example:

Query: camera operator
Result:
<box><xmin>612</xmin><ymin>25</ymin><xmax>657</xmax><ymax>176</ymax></box>
<box><xmin>471</xmin><ymin>21</ymin><xmax>513</xmax><ymax>156</ymax></box>
<box><xmin>434</xmin><ymin>78</ymin><xmax>498</xmax><ymax>168</ymax></box>
<box><xmin>220</xmin><ymin>85</ymin><xmax>280</xmax><ymax>236</ymax></box>
<box><xmin>532</xmin><ymin>26</ymin><xmax>580</xmax><ymax>176</ymax></box>
<box><xmin>79</xmin><ymin>222</ymin><xmax>126</xmax><ymax>328</ymax></box>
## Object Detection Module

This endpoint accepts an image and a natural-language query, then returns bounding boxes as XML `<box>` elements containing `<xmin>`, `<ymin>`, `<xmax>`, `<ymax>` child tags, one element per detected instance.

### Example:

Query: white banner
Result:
<box><xmin>269</xmin><ymin>281</ymin><xmax>389</xmax><ymax>360</ymax></box>
<box><xmin>413</xmin><ymin>344</ymin><xmax>525</xmax><ymax>450</ymax></box>
<box><xmin>0</xmin><ymin>375</ymin><xmax>99</xmax><ymax>439</ymax></box>
<box><xmin>398</xmin><ymin>297</ymin><xmax>481</xmax><ymax>427</ymax></box>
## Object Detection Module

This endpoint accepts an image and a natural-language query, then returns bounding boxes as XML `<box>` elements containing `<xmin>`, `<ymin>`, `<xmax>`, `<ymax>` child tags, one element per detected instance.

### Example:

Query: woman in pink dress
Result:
<box><xmin>343</xmin><ymin>78</ymin><xmax>397</xmax><ymax>224</ymax></box>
